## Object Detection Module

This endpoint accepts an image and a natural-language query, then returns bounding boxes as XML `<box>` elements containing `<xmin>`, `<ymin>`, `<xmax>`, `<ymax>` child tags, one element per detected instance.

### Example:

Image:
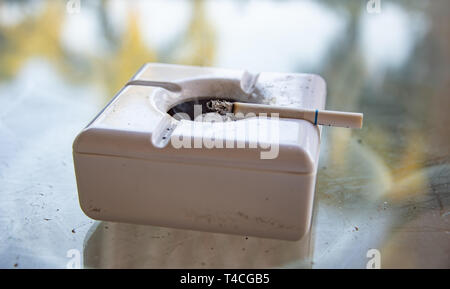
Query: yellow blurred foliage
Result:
<box><xmin>0</xmin><ymin>2</ymin><xmax>64</xmax><ymax>78</ymax></box>
<box><xmin>98</xmin><ymin>9</ymin><xmax>157</xmax><ymax>96</ymax></box>
<box><xmin>173</xmin><ymin>0</ymin><xmax>216</xmax><ymax>66</ymax></box>
<box><xmin>0</xmin><ymin>0</ymin><xmax>216</xmax><ymax>96</ymax></box>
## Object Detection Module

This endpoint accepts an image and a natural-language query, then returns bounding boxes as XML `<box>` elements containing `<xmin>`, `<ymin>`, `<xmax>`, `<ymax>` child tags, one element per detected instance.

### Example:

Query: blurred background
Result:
<box><xmin>0</xmin><ymin>0</ymin><xmax>448</xmax><ymax>268</ymax></box>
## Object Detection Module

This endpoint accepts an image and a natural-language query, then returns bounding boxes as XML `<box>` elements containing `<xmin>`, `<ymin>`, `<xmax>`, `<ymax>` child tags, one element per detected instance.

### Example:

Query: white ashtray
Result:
<box><xmin>73</xmin><ymin>63</ymin><xmax>326</xmax><ymax>240</ymax></box>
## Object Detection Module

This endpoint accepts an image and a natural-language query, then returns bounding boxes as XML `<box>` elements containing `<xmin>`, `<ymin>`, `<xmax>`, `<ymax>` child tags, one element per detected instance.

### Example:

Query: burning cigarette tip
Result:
<box><xmin>206</xmin><ymin>100</ymin><xmax>233</xmax><ymax>115</ymax></box>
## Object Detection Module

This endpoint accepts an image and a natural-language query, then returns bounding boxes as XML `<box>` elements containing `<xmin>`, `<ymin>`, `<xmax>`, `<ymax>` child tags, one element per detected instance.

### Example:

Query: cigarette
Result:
<box><xmin>207</xmin><ymin>100</ymin><xmax>363</xmax><ymax>129</ymax></box>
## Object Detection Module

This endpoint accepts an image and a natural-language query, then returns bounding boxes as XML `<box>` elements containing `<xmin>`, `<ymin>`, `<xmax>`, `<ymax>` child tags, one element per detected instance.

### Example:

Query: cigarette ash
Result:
<box><xmin>166</xmin><ymin>74</ymin><xmax>309</xmax><ymax>122</ymax></box>
<box><xmin>167</xmin><ymin>98</ymin><xmax>237</xmax><ymax>122</ymax></box>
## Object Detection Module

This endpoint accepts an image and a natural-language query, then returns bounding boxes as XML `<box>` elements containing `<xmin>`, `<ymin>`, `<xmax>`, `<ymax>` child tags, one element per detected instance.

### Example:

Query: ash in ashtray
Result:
<box><xmin>167</xmin><ymin>98</ymin><xmax>237</xmax><ymax>122</ymax></box>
